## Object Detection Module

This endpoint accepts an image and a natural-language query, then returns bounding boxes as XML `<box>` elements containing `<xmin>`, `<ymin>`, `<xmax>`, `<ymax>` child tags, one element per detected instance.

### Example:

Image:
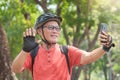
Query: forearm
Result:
<box><xmin>11</xmin><ymin>50</ymin><xmax>29</xmax><ymax>73</ymax></box>
<box><xmin>81</xmin><ymin>46</ymin><xmax>105</xmax><ymax>65</ymax></box>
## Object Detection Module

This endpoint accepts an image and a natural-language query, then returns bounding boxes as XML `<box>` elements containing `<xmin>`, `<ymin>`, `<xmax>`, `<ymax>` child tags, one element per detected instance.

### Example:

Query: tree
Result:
<box><xmin>0</xmin><ymin>0</ymin><xmax>120</xmax><ymax>80</ymax></box>
<box><xmin>0</xmin><ymin>24</ymin><xmax>17</xmax><ymax>80</ymax></box>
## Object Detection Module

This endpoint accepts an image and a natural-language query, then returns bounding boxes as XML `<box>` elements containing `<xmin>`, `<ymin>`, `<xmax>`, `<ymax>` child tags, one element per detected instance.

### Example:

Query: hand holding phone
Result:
<box><xmin>100</xmin><ymin>23</ymin><xmax>115</xmax><ymax>51</ymax></box>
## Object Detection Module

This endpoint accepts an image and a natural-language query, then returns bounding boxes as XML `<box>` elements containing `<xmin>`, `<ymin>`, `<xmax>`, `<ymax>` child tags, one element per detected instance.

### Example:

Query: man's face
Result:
<box><xmin>38</xmin><ymin>21</ymin><xmax>61</xmax><ymax>44</ymax></box>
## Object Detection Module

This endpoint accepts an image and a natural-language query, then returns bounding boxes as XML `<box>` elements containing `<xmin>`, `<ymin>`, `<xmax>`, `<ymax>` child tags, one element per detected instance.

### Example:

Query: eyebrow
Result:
<box><xmin>44</xmin><ymin>25</ymin><xmax>60</xmax><ymax>27</ymax></box>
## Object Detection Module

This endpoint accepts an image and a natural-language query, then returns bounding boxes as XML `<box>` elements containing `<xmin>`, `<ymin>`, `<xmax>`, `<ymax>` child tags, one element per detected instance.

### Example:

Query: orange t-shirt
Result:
<box><xmin>24</xmin><ymin>44</ymin><xmax>84</xmax><ymax>80</ymax></box>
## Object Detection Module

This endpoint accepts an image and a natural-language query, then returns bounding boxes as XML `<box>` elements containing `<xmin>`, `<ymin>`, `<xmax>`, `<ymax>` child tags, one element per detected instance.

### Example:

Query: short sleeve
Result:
<box><xmin>23</xmin><ymin>54</ymin><xmax>32</xmax><ymax>71</ymax></box>
<box><xmin>68</xmin><ymin>46</ymin><xmax>85</xmax><ymax>67</ymax></box>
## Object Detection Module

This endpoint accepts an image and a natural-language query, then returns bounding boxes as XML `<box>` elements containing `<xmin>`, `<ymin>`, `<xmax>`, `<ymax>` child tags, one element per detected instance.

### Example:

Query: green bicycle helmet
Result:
<box><xmin>34</xmin><ymin>13</ymin><xmax>62</xmax><ymax>30</ymax></box>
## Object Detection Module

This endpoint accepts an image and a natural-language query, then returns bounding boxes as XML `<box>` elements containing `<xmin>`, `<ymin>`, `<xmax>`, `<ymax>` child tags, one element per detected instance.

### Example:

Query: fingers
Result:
<box><xmin>32</xmin><ymin>28</ymin><xmax>36</xmax><ymax>36</ymax></box>
<box><xmin>99</xmin><ymin>31</ymin><xmax>111</xmax><ymax>47</ymax></box>
<box><xmin>101</xmin><ymin>31</ymin><xmax>108</xmax><ymax>37</ymax></box>
<box><xmin>23</xmin><ymin>28</ymin><xmax>36</xmax><ymax>37</ymax></box>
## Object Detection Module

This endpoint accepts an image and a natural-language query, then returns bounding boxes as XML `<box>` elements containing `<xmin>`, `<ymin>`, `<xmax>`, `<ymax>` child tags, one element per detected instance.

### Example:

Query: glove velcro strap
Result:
<box><xmin>23</xmin><ymin>43</ymin><xmax>38</xmax><ymax>52</ymax></box>
<box><xmin>102</xmin><ymin>45</ymin><xmax>112</xmax><ymax>52</ymax></box>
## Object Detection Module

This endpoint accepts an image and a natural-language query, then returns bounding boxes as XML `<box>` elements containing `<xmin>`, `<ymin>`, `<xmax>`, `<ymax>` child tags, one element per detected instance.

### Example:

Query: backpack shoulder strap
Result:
<box><xmin>30</xmin><ymin>45</ymin><xmax>39</xmax><ymax>76</ymax></box>
<box><xmin>60</xmin><ymin>45</ymin><xmax>70</xmax><ymax>74</ymax></box>
<box><xmin>30</xmin><ymin>45</ymin><xmax>70</xmax><ymax>75</ymax></box>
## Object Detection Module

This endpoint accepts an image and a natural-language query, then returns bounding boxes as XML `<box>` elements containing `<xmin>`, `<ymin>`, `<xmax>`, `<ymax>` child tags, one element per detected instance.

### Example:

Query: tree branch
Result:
<box><xmin>56</xmin><ymin>0</ymin><xmax>62</xmax><ymax>16</ymax></box>
<box><xmin>87</xmin><ymin>24</ymin><xmax>100</xmax><ymax>51</ymax></box>
<box><xmin>34</xmin><ymin>0</ymin><xmax>49</xmax><ymax>13</ymax></box>
<box><xmin>73</xmin><ymin>4</ymin><xmax>81</xmax><ymax>47</ymax></box>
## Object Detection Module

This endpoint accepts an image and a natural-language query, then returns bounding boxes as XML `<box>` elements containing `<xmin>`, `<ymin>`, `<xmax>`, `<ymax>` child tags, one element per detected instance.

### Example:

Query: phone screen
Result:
<box><xmin>100</xmin><ymin>23</ymin><xmax>107</xmax><ymax>32</ymax></box>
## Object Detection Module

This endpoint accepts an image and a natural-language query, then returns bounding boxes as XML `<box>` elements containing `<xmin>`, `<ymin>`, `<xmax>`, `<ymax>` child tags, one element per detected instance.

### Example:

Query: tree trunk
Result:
<box><xmin>71</xmin><ymin>67</ymin><xmax>82</xmax><ymax>80</ymax></box>
<box><xmin>106</xmin><ymin>52</ymin><xmax>115</xmax><ymax>80</ymax></box>
<box><xmin>0</xmin><ymin>24</ymin><xmax>17</xmax><ymax>80</ymax></box>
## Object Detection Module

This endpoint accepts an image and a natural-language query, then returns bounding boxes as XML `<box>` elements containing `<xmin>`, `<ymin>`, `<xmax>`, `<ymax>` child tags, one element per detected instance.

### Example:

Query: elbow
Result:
<box><xmin>11</xmin><ymin>66</ymin><xmax>17</xmax><ymax>73</ymax></box>
<box><xmin>11</xmin><ymin>64</ymin><xmax>21</xmax><ymax>73</ymax></box>
<box><xmin>80</xmin><ymin>56</ymin><xmax>94</xmax><ymax>65</ymax></box>
<box><xmin>80</xmin><ymin>60</ymin><xmax>92</xmax><ymax>65</ymax></box>
<box><xmin>11</xmin><ymin>67</ymin><xmax>21</xmax><ymax>74</ymax></box>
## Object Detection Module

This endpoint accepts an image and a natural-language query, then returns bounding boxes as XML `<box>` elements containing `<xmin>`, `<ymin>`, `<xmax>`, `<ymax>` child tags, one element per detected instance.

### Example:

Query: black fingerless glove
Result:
<box><xmin>102</xmin><ymin>36</ymin><xmax>115</xmax><ymax>52</ymax></box>
<box><xmin>23</xmin><ymin>36</ymin><xmax>39</xmax><ymax>52</ymax></box>
<box><xmin>103</xmin><ymin>45</ymin><xmax>112</xmax><ymax>52</ymax></box>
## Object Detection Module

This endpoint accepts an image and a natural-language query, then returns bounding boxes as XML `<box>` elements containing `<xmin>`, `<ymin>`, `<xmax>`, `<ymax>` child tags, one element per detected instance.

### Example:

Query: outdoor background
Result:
<box><xmin>0</xmin><ymin>0</ymin><xmax>120</xmax><ymax>80</ymax></box>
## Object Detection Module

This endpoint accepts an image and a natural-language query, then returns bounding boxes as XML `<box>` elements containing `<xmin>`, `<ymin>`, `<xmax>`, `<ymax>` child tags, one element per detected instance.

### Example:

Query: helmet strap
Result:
<box><xmin>41</xmin><ymin>27</ymin><xmax>52</xmax><ymax>45</ymax></box>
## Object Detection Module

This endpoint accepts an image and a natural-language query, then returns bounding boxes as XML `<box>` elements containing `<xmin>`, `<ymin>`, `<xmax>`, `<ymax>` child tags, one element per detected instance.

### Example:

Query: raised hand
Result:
<box><xmin>22</xmin><ymin>28</ymin><xmax>38</xmax><ymax>52</ymax></box>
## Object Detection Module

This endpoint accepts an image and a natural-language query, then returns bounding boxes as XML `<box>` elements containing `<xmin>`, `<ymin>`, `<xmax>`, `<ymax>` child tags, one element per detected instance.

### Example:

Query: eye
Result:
<box><xmin>48</xmin><ymin>26</ymin><xmax>54</xmax><ymax>30</ymax></box>
<box><xmin>55</xmin><ymin>27</ymin><xmax>61</xmax><ymax>31</ymax></box>
<box><xmin>44</xmin><ymin>25</ymin><xmax>61</xmax><ymax>32</ymax></box>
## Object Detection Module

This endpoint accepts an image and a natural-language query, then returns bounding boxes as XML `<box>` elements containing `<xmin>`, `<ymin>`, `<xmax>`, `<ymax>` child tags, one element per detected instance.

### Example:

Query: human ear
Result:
<box><xmin>37</xmin><ymin>29</ymin><xmax>42</xmax><ymax>36</ymax></box>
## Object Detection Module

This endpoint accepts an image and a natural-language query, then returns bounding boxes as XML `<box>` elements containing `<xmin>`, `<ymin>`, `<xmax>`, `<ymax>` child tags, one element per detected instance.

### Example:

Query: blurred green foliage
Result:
<box><xmin>0</xmin><ymin>0</ymin><xmax>120</xmax><ymax>80</ymax></box>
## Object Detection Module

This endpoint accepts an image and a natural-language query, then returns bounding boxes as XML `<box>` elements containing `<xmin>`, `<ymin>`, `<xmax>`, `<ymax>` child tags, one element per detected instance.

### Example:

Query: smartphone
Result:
<box><xmin>100</xmin><ymin>23</ymin><xmax>115</xmax><ymax>47</ymax></box>
<box><xmin>100</xmin><ymin>23</ymin><xmax>107</xmax><ymax>32</ymax></box>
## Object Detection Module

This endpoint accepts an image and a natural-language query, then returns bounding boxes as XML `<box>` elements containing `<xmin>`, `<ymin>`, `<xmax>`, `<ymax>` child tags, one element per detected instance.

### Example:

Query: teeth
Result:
<box><xmin>51</xmin><ymin>35</ymin><xmax>57</xmax><ymax>37</ymax></box>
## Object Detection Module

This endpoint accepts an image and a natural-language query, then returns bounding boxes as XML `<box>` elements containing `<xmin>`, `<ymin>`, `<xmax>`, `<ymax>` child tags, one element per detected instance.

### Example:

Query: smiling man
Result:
<box><xmin>11</xmin><ymin>13</ymin><xmax>113</xmax><ymax>80</ymax></box>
